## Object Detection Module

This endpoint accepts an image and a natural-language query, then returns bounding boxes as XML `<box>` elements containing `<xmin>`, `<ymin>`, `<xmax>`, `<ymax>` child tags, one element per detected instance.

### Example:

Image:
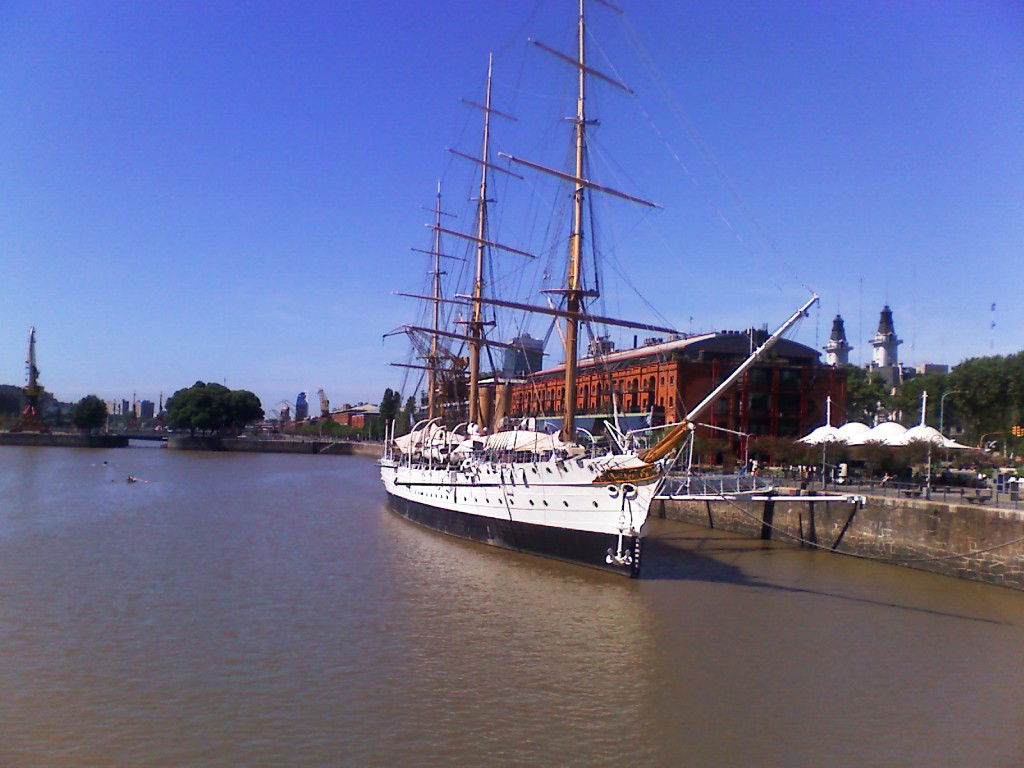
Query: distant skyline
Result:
<box><xmin>3</xmin><ymin>0</ymin><xmax>1022</xmax><ymax>410</ymax></box>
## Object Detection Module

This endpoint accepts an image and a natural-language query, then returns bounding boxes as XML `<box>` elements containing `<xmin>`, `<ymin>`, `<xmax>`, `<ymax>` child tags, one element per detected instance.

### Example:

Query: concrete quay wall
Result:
<box><xmin>0</xmin><ymin>432</ymin><xmax>129</xmax><ymax>448</ymax></box>
<box><xmin>168</xmin><ymin>436</ymin><xmax>382</xmax><ymax>457</ymax></box>
<box><xmin>656</xmin><ymin>493</ymin><xmax>1024</xmax><ymax>590</ymax></box>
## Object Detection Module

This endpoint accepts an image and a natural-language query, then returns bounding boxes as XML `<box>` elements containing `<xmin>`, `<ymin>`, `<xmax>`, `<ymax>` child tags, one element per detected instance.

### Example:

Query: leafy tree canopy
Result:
<box><xmin>71</xmin><ymin>394</ymin><xmax>108</xmax><ymax>432</ymax></box>
<box><xmin>166</xmin><ymin>381</ymin><xmax>264</xmax><ymax>435</ymax></box>
<box><xmin>889</xmin><ymin>372</ymin><xmax>950</xmax><ymax>427</ymax></box>
<box><xmin>948</xmin><ymin>352</ymin><xmax>1024</xmax><ymax>443</ymax></box>
<box><xmin>844</xmin><ymin>366</ymin><xmax>890</xmax><ymax>424</ymax></box>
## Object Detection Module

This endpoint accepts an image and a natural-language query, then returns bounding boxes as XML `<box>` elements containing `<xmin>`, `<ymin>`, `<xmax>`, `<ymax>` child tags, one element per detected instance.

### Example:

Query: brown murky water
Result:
<box><xmin>1</xmin><ymin>445</ymin><xmax>1023</xmax><ymax>767</ymax></box>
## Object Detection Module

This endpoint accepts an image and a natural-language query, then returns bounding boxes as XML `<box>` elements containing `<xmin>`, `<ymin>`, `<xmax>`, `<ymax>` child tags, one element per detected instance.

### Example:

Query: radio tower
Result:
<box><xmin>12</xmin><ymin>327</ymin><xmax>47</xmax><ymax>432</ymax></box>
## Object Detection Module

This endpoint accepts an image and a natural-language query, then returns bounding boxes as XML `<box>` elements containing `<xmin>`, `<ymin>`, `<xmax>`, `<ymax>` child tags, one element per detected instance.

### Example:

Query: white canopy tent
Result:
<box><xmin>798</xmin><ymin>425</ymin><xmax>844</xmax><ymax>445</ymax></box>
<box><xmin>836</xmin><ymin>422</ymin><xmax>871</xmax><ymax>442</ymax></box>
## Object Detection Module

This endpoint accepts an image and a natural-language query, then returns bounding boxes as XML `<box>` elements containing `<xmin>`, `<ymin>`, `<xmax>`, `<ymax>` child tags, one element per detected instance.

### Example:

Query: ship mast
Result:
<box><xmin>501</xmin><ymin>0</ymin><xmax>657</xmax><ymax>441</ymax></box>
<box><xmin>468</xmin><ymin>54</ymin><xmax>495</xmax><ymax>427</ymax></box>
<box><xmin>427</xmin><ymin>181</ymin><xmax>443</xmax><ymax>420</ymax></box>
<box><xmin>562</xmin><ymin>0</ymin><xmax>588</xmax><ymax>442</ymax></box>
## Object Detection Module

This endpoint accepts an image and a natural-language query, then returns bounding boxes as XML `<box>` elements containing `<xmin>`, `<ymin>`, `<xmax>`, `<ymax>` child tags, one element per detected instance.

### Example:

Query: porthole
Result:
<box><xmin>592</xmin><ymin>501</ymin><xmax>599</xmax><ymax>508</ymax></box>
<box><xmin>529</xmin><ymin>500</ymin><xmax>535</xmax><ymax>505</ymax></box>
<box><xmin>543</xmin><ymin>500</ymin><xmax>548</xmax><ymax>506</ymax></box>
<box><xmin>563</xmin><ymin>501</ymin><xmax>569</xmax><ymax>507</ymax></box>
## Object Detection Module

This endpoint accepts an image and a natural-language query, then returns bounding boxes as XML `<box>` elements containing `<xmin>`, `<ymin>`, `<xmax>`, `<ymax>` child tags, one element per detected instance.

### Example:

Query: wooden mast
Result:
<box><xmin>562</xmin><ymin>0</ymin><xmax>587</xmax><ymax>442</ymax></box>
<box><xmin>469</xmin><ymin>54</ymin><xmax>494</xmax><ymax>427</ymax></box>
<box><xmin>427</xmin><ymin>181</ymin><xmax>443</xmax><ymax>420</ymax></box>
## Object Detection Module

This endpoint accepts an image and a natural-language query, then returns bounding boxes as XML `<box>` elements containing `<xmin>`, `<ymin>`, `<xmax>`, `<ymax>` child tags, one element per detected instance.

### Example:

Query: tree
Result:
<box><xmin>71</xmin><ymin>395</ymin><xmax>108</xmax><ymax>433</ymax></box>
<box><xmin>949</xmin><ymin>352</ymin><xmax>1024</xmax><ymax>444</ymax></box>
<box><xmin>0</xmin><ymin>387</ymin><xmax>21</xmax><ymax>416</ymax></box>
<box><xmin>396</xmin><ymin>396</ymin><xmax>416</xmax><ymax>437</ymax></box>
<box><xmin>228</xmin><ymin>389</ymin><xmax>264</xmax><ymax>430</ymax></box>
<box><xmin>844</xmin><ymin>366</ymin><xmax>889</xmax><ymax>424</ymax></box>
<box><xmin>857</xmin><ymin>441</ymin><xmax>897</xmax><ymax>478</ymax></box>
<box><xmin>166</xmin><ymin>381</ymin><xmax>264</xmax><ymax>436</ymax></box>
<box><xmin>378</xmin><ymin>388</ymin><xmax>400</xmax><ymax>425</ymax></box>
<box><xmin>890</xmin><ymin>372</ymin><xmax>949</xmax><ymax>427</ymax></box>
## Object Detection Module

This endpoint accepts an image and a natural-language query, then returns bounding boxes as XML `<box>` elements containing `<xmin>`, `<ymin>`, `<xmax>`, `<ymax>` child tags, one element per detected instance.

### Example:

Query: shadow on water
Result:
<box><xmin>642</xmin><ymin>531</ymin><xmax>1008</xmax><ymax>626</ymax></box>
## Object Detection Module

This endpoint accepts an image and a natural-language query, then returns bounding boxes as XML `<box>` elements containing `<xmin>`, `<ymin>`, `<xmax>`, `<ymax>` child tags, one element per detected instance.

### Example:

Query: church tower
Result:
<box><xmin>870</xmin><ymin>305</ymin><xmax>902</xmax><ymax>368</ymax></box>
<box><xmin>824</xmin><ymin>314</ymin><xmax>852</xmax><ymax>366</ymax></box>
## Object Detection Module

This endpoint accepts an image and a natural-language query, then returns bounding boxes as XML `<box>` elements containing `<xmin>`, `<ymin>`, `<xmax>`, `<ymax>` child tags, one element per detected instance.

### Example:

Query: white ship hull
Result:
<box><xmin>380</xmin><ymin>453</ymin><xmax>662</xmax><ymax>576</ymax></box>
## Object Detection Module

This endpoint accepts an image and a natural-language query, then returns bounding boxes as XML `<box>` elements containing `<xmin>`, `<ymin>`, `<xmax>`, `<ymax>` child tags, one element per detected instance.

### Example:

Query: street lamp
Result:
<box><xmin>939</xmin><ymin>390</ymin><xmax>963</xmax><ymax>436</ymax></box>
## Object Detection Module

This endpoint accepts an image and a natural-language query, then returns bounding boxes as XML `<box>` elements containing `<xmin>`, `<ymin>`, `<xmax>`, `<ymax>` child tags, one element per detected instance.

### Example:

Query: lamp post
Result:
<box><xmin>939</xmin><ymin>390</ymin><xmax>963</xmax><ymax>436</ymax></box>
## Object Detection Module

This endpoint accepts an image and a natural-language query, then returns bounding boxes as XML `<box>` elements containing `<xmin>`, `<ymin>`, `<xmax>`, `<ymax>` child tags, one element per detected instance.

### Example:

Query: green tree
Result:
<box><xmin>396</xmin><ymin>396</ymin><xmax>416</xmax><ymax>437</ymax></box>
<box><xmin>949</xmin><ymin>352</ymin><xmax>1024</xmax><ymax>444</ymax></box>
<box><xmin>0</xmin><ymin>387</ymin><xmax>21</xmax><ymax>416</ymax></box>
<box><xmin>228</xmin><ymin>389</ymin><xmax>264</xmax><ymax>430</ymax></box>
<box><xmin>844</xmin><ymin>366</ymin><xmax>889</xmax><ymax>424</ymax></box>
<box><xmin>71</xmin><ymin>394</ymin><xmax>108</xmax><ymax>433</ymax></box>
<box><xmin>890</xmin><ymin>372</ymin><xmax>949</xmax><ymax>427</ymax></box>
<box><xmin>857</xmin><ymin>441</ymin><xmax>897</xmax><ymax>478</ymax></box>
<box><xmin>378</xmin><ymin>388</ymin><xmax>399</xmax><ymax>425</ymax></box>
<box><xmin>166</xmin><ymin>381</ymin><xmax>263</xmax><ymax>436</ymax></box>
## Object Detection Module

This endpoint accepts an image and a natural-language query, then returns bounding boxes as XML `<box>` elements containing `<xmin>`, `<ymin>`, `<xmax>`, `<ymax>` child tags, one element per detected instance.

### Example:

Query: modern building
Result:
<box><xmin>295</xmin><ymin>392</ymin><xmax>309</xmax><ymax>422</ymax></box>
<box><xmin>139</xmin><ymin>400</ymin><xmax>155</xmax><ymax>421</ymax></box>
<box><xmin>501</xmin><ymin>333</ymin><xmax>545</xmax><ymax>378</ymax></box>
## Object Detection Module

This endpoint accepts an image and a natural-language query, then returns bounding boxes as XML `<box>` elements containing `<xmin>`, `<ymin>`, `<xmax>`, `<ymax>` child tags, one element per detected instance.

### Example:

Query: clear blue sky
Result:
<box><xmin>2</xmin><ymin>0</ymin><xmax>1021</xmax><ymax>411</ymax></box>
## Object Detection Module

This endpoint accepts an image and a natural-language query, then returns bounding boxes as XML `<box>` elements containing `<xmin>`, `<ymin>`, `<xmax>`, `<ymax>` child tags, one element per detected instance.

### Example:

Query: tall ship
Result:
<box><xmin>380</xmin><ymin>0</ymin><xmax>816</xmax><ymax>576</ymax></box>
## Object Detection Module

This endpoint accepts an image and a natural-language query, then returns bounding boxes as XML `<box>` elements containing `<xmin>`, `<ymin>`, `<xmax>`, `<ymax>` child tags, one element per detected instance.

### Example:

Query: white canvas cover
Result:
<box><xmin>799</xmin><ymin>425</ymin><xmax>843</xmax><ymax>445</ymax></box>
<box><xmin>392</xmin><ymin>422</ymin><xmax>451</xmax><ymax>454</ymax></box>
<box><xmin>836</xmin><ymin>422</ymin><xmax>870</xmax><ymax>441</ymax></box>
<box><xmin>485</xmin><ymin>429</ymin><xmax>564</xmax><ymax>454</ymax></box>
<box><xmin>848</xmin><ymin>421</ymin><xmax>907</xmax><ymax>446</ymax></box>
<box><xmin>901</xmin><ymin>424</ymin><xmax>948</xmax><ymax>446</ymax></box>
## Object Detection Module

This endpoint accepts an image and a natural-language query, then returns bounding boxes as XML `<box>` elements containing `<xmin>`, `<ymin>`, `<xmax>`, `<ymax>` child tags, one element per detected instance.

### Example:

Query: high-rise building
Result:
<box><xmin>501</xmin><ymin>333</ymin><xmax>545</xmax><ymax>378</ymax></box>
<box><xmin>139</xmin><ymin>400</ymin><xmax>155</xmax><ymax>420</ymax></box>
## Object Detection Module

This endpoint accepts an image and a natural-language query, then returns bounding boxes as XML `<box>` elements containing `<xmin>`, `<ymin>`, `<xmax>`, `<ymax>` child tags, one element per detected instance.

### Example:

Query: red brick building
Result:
<box><xmin>329</xmin><ymin>403</ymin><xmax>381</xmax><ymax>429</ymax></box>
<box><xmin>508</xmin><ymin>330</ymin><xmax>845</xmax><ymax>440</ymax></box>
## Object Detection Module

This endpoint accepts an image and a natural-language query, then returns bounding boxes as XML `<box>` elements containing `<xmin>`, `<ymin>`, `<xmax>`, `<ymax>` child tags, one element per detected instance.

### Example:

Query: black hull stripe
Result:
<box><xmin>386</xmin><ymin>491</ymin><xmax>641</xmax><ymax>577</ymax></box>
